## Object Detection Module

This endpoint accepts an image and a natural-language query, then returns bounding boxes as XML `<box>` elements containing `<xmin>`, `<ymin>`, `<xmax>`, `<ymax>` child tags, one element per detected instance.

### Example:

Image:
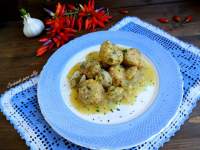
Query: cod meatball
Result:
<box><xmin>109</xmin><ymin>65</ymin><xmax>125</xmax><ymax>86</ymax></box>
<box><xmin>123</xmin><ymin>48</ymin><xmax>141</xmax><ymax>66</ymax></box>
<box><xmin>126</xmin><ymin>66</ymin><xmax>138</xmax><ymax>80</ymax></box>
<box><xmin>107</xmin><ymin>86</ymin><xmax>125</xmax><ymax>102</ymax></box>
<box><xmin>80</xmin><ymin>60</ymin><xmax>101</xmax><ymax>79</ymax></box>
<box><xmin>99</xmin><ymin>41</ymin><xmax>123</xmax><ymax>65</ymax></box>
<box><xmin>69</xmin><ymin>71</ymin><xmax>81</xmax><ymax>88</ymax></box>
<box><xmin>95</xmin><ymin>69</ymin><xmax>112</xmax><ymax>88</ymax></box>
<box><xmin>78</xmin><ymin>79</ymin><xmax>105</xmax><ymax>105</ymax></box>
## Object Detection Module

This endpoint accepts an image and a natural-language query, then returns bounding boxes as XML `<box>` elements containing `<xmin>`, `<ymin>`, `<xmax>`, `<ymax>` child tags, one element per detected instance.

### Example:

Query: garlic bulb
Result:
<box><xmin>23</xmin><ymin>14</ymin><xmax>44</xmax><ymax>38</ymax></box>
<box><xmin>20</xmin><ymin>9</ymin><xmax>44</xmax><ymax>38</ymax></box>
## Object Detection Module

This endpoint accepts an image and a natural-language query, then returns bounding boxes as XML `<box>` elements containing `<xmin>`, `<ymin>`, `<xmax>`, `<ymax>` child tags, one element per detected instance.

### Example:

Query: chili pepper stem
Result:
<box><xmin>65</xmin><ymin>10</ymin><xmax>79</xmax><ymax>16</ymax></box>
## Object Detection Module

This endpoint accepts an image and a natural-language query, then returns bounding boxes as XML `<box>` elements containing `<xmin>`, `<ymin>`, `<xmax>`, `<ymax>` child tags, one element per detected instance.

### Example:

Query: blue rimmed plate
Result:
<box><xmin>38</xmin><ymin>31</ymin><xmax>183</xmax><ymax>149</ymax></box>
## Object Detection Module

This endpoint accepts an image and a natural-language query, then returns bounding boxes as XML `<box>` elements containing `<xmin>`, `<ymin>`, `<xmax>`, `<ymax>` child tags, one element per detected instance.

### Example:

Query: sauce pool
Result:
<box><xmin>67</xmin><ymin>51</ymin><xmax>157</xmax><ymax>114</ymax></box>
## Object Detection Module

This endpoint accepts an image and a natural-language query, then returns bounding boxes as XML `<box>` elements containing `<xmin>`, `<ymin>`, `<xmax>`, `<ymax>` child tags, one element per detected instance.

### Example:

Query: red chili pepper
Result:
<box><xmin>82</xmin><ymin>4</ymin><xmax>87</xmax><ymax>12</ymax></box>
<box><xmin>91</xmin><ymin>17</ymin><xmax>97</xmax><ymax>30</ymax></box>
<box><xmin>48</xmin><ymin>42</ymin><xmax>54</xmax><ymax>50</ymax></box>
<box><xmin>45</xmin><ymin>19</ymin><xmax>53</xmax><ymax>25</ymax></box>
<box><xmin>53</xmin><ymin>37</ymin><xmax>60</xmax><ymax>47</ymax></box>
<box><xmin>67</xmin><ymin>4</ymin><xmax>76</xmax><ymax>10</ymax></box>
<box><xmin>69</xmin><ymin>16</ymin><xmax>75</xmax><ymax>28</ymax></box>
<box><xmin>65</xmin><ymin>17</ymin><xmax>71</xmax><ymax>27</ymax></box>
<box><xmin>100</xmin><ymin>15</ymin><xmax>112</xmax><ymax>22</ymax></box>
<box><xmin>172</xmin><ymin>16</ymin><xmax>181</xmax><ymax>22</ymax></box>
<box><xmin>36</xmin><ymin>1</ymin><xmax>112</xmax><ymax>56</ymax></box>
<box><xmin>119</xmin><ymin>9</ymin><xmax>128</xmax><ymax>14</ymax></box>
<box><xmin>85</xmin><ymin>19</ymin><xmax>89</xmax><ymax>30</ymax></box>
<box><xmin>158</xmin><ymin>18</ymin><xmax>169</xmax><ymax>23</ymax></box>
<box><xmin>97</xmin><ymin>20</ymin><xmax>105</xmax><ymax>28</ymax></box>
<box><xmin>78</xmin><ymin>12</ymin><xmax>85</xmax><ymax>17</ymax></box>
<box><xmin>55</xmin><ymin>2</ymin><xmax>62</xmax><ymax>16</ymax></box>
<box><xmin>60</xmin><ymin>4</ymin><xmax>66</xmax><ymax>16</ymax></box>
<box><xmin>36</xmin><ymin>46</ymin><xmax>48</xmax><ymax>56</ymax></box>
<box><xmin>39</xmin><ymin>38</ymin><xmax>49</xmax><ymax>43</ymax></box>
<box><xmin>88</xmin><ymin>0</ymin><xmax>95</xmax><ymax>10</ymax></box>
<box><xmin>59</xmin><ymin>32</ymin><xmax>68</xmax><ymax>41</ymax></box>
<box><xmin>64</xmin><ymin>28</ymin><xmax>76</xmax><ymax>33</ymax></box>
<box><xmin>184</xmin><ymin>15</ymin><xmax>192</xmax><ymax>23</ymax></box>
<box><xmin>71</xmin><ymin>16</ymin><xmax>75</xmax><ymax>28</ymax></box>
<box><xmin>88</xmin><ymin>19</ymin><xmax>93</xmax><ymax>30</ymax></box>
<box><xmin>77</xmin><ymin>17</ymin><xmax>82</xmax><ymax>31</ymax></box>
<box><xmin>60</xmin><ymin>39</ymin><xmax>65</xmax><ymax>46</ymax></box>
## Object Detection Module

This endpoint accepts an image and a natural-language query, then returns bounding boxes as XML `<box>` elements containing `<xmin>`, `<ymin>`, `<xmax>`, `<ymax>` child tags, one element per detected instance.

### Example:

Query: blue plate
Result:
<box><xmin>38</xmin><ymin>31</ymin><xmax>183</xmax><ymax>149</ymax></box>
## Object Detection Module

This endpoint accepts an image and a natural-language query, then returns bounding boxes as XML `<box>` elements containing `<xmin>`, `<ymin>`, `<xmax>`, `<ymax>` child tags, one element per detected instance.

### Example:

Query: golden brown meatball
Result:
<box><xmin>123</xmin><ymin>48</ymin><xmax>141</xmax><ymax>66</ymax></box>
<box><xmin>78</xmin><ymin>79</ymin><xmax>105</xmax><ymax>105</ymax></box>
<box><xmin>80</xmin><ymin>60</ymin><xmax>101</xmax><ymax>79</ymax></box>
<box><xmin>95</xmin><ymin>69</ymin><xmax>112</xmax><ymax>88</ymax></box>
<box><xmin>86</xmin><ymin>51</ymin><xmax>100</xmax><ymax>61</ymax></box>
<box><xmin>126</xmin><ymin>66</ymin><xmax>138</xmax><ymax>80</ymax></box>
<box><xmin>99</xmin><ymin>41</ymin><xmax>123</xmax><ymax>65</ymax></box>
<box><xmin>106</xmin><ymin>86</ymin><xmax>125</xmax><ymax>102</ymax></box>
<box><xmin>109</xmin><ymin>65</ymin><xmax>126</xmax><ymax>86</ymax></box>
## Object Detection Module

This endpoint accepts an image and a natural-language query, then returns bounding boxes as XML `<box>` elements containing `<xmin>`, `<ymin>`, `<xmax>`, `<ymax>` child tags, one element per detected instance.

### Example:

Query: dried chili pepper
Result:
<box><xmin>65</xmin><ymin>16</ymin><xmax>71</xmax><ymax>27</ymax></box>
<box><xmin>39</xmin><ymin>38</ymin><xmax>49</xmax><ymax>42</ymax></box>
<box><xmin>60</xmin><ymin>4</ymin><xmax>66</xmax><ymax>16</ymax></box>
<box><xmin>184</xmin><ymin>15</ymin><xmax>192</xmax><ymax>23</ymax></box>
<box><xmin>69</xmin><ymin>16</ymin><xmax>75</xmax><ymax>28</ymax></box>
<box><xmin>36</xmin><ymin>0</ymin><xmax>112</xmax><ymax>56</ymax></box>
<box><xmin>67</xmin><ymin>4</ymin><xmax>76</xmax><ymax>10</ymax></box>
<box><xmin>157</xmin><ymin>18</ymin><xmax>169</xmax><ymax>23</ymax></box>
<box><xmin>172</xmin><ymin>16</ymin><xmax>181</xmax><ymax>22</ymax></box>
<box><xmin>36</xmin><ymin>46</ymin><xmax>49</xmax><ymax>56</ymax></box>
<box><xmin>119</xmin><ymin>9</ymin><xmax>128</xmax><ymax>14</ymax></box>
<box><xmin>78</xmin><ymin>0</ymin><xmax>112</xmax><ymax>31</ymax></box>
<box><xmin>55</xmin><ymin>3</ymin><xmax>63</xmax><ymax>16</ymax></box>
<box><xmin>85</xmin><ymin>19</ymin><xmax>89</xmax><ymax>30</ymax></box>
<box><xmin>53</xmin><ymin>37</ymin><xmax>60</xmax><ymax>47</ymax></box>
<box><xmin>77</xmin><ymin>17</ymin><xmax>83</xmax><ymax>31</ymax></box>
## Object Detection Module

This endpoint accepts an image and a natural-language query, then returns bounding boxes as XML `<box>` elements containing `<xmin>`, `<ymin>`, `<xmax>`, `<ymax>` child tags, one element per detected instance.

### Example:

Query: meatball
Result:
<box><xmin>80</xmin><ymin>60</ymin><xmax>101</xmax><ymax>79</ymax></box>
<box><xmin>123</xmin><ymin>48</ymin><xmax>141</xmax><ymax>66</ymax></box>
<box><xmin>107</xmin><ymin>86</ymin><xmax>125</xmax><ymax>102</ymax></box>
<box><xmin>126</xmin><ymin>66</ymin><xmax>138</xmax><ymax>80</ymax></box>
<box><xmin>86</xmin><ymin>51</ymin><xmax>100</xmax><ymax>61</ymax></box>
<box><xmin>99</xmin><ymin>41</ymin><xmax>123</xmax><ymax>65</ymax></box>
<box><xmin>109</xmin><ymin>65</ymin><xmax>125</xmax><ymax>86</ymax></box>
<box><xmin>95</xmin><ymin>69</ymin><xmax>112</xmax><ymax>88</ymax></box>
<box><xmin>69</xmin><ymin>71</ymin><xmax>81</xmax><ymax>88</ymax></box>
<box><xmin>78</xmin><ymin>79</ymin><xmax>105</xmax><ymax>105</ymax></box>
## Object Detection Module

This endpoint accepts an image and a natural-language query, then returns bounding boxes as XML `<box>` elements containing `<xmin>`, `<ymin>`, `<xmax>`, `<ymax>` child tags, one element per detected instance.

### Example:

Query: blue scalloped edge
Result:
<box><xmin>156</xmin><ymin>95</ymin><xmax>200</xmax><ymax>149</ymax></box>
<box><xmin>0</xmin><ymin>76</ymin><xmax>39</xmax><ymax>150</ymax></box>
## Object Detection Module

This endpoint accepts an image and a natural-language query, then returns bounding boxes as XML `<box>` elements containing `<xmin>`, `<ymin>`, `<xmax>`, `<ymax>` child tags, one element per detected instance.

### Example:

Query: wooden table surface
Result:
<box><xmin>1</xmin><ymin>0</ymin><xmax>200</xmax><ymax>149</ymax></box>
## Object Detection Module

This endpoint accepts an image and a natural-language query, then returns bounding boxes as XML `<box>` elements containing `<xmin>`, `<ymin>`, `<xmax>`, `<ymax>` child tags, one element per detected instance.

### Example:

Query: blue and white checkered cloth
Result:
<box><xmin>1</xmin><ymin>17</ymin><xmax>200</xmax><ymax>150</ymax></box>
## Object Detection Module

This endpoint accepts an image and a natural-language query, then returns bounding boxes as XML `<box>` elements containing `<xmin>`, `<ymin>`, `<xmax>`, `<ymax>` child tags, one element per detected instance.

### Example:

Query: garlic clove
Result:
<box><xmin>23</xmin><ymin>16</ymin><xmax>45</xmax><ymax>38</ymax></box>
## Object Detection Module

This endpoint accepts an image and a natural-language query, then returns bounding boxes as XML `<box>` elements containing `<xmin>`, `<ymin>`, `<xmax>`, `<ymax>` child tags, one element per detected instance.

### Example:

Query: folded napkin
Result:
<box><xmin>1</xmin><ymin>17</ymin><xmax>200</xmax><ymax>150</ymax></box>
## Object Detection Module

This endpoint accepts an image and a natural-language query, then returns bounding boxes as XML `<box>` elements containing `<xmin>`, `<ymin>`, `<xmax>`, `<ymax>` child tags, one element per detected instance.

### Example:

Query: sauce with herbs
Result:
<box><xmin>67</xmin><ymin>51</ymin><xmax>157</xmax><ymax>114</ymax></box>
